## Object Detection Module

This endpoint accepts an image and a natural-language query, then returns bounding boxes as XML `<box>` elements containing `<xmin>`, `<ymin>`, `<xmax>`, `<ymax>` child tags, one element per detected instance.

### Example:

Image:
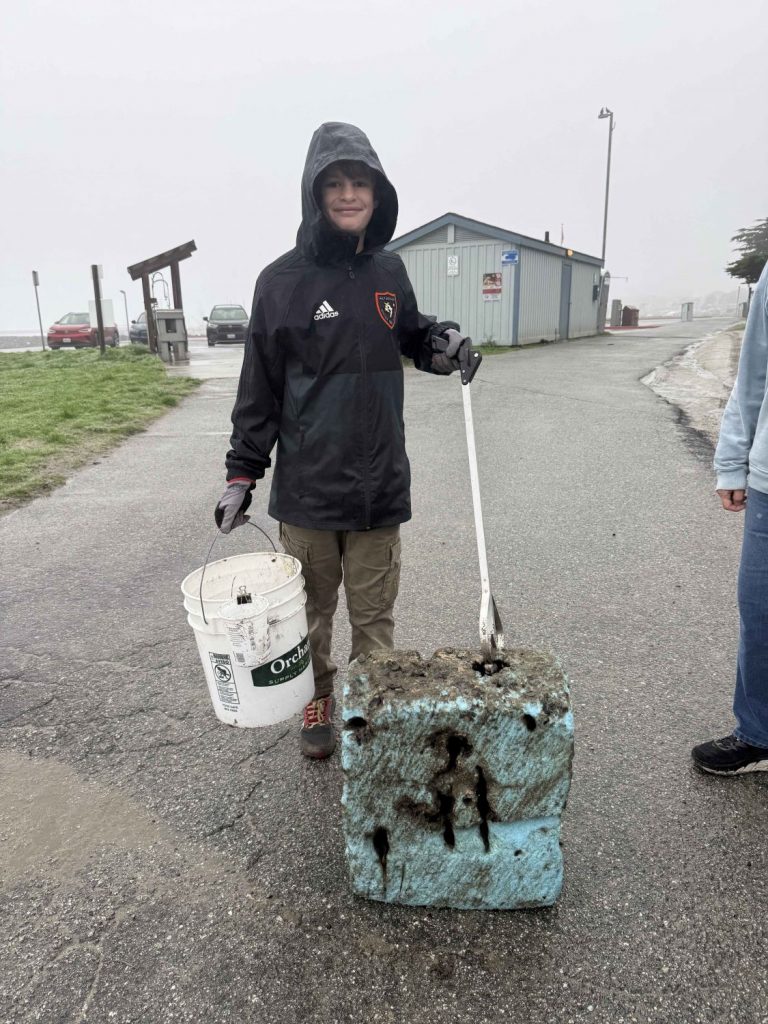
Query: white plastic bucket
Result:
<box><xmin>181</xmin><ymin>551</ymin><xmax>314</xmax><ymax>728</ymax></box>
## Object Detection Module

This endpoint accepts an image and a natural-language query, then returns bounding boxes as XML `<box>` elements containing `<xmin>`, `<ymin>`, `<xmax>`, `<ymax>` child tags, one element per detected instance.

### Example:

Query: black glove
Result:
<box><xmin>428</xmin><ymin>319</ymin><xmax>460</xmax><ymax>349</ymax></box>
<box><xmin>431</xmin><ymin>327</ymin><xmax>470</xmax><ymax>375</ymax></box>
<box><xmin>214</xmin><ymin>480</ymin><xmax>254</xmax><ymax>534</ymax></box>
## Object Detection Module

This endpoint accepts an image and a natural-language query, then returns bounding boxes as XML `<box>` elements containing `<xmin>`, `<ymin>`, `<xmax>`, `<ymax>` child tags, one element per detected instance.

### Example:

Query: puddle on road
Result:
<box><xmin>0</xmin><ymin>751</ymin><xmax>174</xmax><ymax>888</ymax></box>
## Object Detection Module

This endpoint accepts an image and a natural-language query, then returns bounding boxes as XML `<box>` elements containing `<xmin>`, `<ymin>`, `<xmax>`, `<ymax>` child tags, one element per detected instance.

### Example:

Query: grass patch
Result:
<box><xmin>0</xmin><ymin>347</ymin><xmax>200</xmax><ymax>509</ymax></box>
<box><xmin>474</xmin><ymin>344</ymin><xmax>515</xmax><ymax>355</ymax></box>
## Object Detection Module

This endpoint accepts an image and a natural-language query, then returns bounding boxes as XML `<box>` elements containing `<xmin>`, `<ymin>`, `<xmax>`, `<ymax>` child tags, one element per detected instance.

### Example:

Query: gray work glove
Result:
<box><xmin>431</xmin><ymin>327</ymin><xmax>469</xmax><ymax>375</ymax></box>
<box><xmin>214</xmin><ymin>480</ymin><xmax>254</xmax><ymax>534</ymax></box>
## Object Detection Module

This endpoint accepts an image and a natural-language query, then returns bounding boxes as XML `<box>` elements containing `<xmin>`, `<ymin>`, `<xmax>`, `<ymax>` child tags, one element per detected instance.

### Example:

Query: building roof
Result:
<box><xmin>387</xmin><ymin>212</ymin><xmax>602</xmax><ymax>268</ymax></box>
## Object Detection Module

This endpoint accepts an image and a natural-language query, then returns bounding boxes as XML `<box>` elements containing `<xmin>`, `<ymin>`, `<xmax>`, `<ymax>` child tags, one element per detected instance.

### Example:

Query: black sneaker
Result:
<box><xmin>691</xmin><ymin>734</ymin><xmax>768</xmax><ymax>776</ymax></box>
<box><xmin>299</xmin><ymin>695</ymin><xmax>336</xmax><ymax>760</ymax></box>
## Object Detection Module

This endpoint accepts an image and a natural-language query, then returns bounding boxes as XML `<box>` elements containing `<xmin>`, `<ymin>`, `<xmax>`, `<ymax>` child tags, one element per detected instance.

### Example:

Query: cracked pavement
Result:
<box><xmin>2</xmin><ymin>320</ymin><xmax>767</xmax><ymax>1024</ymax></box>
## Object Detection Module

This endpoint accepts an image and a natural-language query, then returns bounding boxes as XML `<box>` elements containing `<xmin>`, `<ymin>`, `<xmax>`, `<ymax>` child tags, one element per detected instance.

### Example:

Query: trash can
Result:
<box><xmin>621</xmin><ymin>306</ymin><xmax>639</xmax><ymax>327</ymax></box>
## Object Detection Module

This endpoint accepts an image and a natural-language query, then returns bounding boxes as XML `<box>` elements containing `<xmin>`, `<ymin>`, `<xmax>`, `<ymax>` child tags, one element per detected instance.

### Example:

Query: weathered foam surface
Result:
<box><xmin>341</xmin><ymin>648</ymin><xmax>573</xmax><ymax>910</ymax></box>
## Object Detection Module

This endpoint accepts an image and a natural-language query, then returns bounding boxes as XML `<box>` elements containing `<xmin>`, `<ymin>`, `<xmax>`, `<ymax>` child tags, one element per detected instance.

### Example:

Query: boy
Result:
<box><xmin>215</xmin><ymin>122</ymin><xmax>470</xmax><ymax>759</ymax></box>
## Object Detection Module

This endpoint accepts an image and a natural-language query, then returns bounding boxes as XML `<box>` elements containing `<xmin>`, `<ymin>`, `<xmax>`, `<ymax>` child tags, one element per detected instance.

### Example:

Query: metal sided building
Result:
<box><xmin>387</xmin><ymin>213</ymin><xmax>604</xmax><ymax>346</ymax></box>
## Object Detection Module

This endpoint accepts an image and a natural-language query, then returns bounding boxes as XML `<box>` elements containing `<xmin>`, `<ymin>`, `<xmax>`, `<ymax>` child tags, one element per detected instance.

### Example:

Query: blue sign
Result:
<box><xmin>501</xmin><ymin>249</ymin><xmax>519</xmax><ymax>265</ymax></box>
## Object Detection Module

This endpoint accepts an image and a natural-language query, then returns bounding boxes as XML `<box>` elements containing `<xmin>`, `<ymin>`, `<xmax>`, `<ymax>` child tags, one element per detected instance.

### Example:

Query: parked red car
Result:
<box><xmin>47</xmin><ymin>312</ymin><xmax>119</xmax><ymax>349</ymax></box>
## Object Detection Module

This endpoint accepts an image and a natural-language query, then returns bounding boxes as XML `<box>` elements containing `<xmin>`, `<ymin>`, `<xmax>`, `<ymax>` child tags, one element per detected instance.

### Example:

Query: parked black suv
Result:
<box><xmin>204</xmin><ymin>305</ymin><xmax>249</xmax><ymax>346</ymax></box>
<box><xmin>129</xmin><ymin>310</ymin><xmax>149</xmax><ymax>343</ymax></box>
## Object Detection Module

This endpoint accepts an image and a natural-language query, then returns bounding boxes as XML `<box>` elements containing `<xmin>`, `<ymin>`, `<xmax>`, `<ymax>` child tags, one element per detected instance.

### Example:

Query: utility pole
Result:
<box><xmin>91</xmin><ymin>264</ymin><xmax>106</xmax><ymax>355</ymax></box>
<box><xmin>598</xmin><ymin>107</ymin><xmax>615</xmax><ymax>265</ymax></box>
<box><xmin>32</xmin><ymin>270</ymin><xmax>46</xmax><ymax>350</ymax></box>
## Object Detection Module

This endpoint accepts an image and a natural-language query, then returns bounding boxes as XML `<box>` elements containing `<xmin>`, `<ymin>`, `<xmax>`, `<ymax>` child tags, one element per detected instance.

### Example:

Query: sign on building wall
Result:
<box><xmin>482</xmin><ymin>272</ymin><xmax>502</xmax><ymax>301</ymax></box>
<box><xmin>501</xmin><ymin>249</ymin><xmax>519</xmax><ymax>265</ymax></box>
<box><xmin>447</xmin><ymin>254</ymin><xmax>459</xmax><ymax>276</ymax></box>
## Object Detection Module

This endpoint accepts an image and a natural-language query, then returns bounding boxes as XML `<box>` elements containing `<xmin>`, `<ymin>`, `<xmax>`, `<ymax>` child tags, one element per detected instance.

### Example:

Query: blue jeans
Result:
<box><xmin>734</xmin><ymin>486</ymin><xmax>768</xmax><ymax>748</ymax></box>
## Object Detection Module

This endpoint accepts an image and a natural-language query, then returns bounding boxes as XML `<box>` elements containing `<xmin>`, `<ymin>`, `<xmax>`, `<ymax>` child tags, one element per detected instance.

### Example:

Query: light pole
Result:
<box><xmin>598</xmin><ymin>106</ymin><xmax>615</xmax><ymax>265</ymax></box>
<box><xmin>119</xmin><ymin>289</ymin><xmax>130</xmax><ymax>337</ymax></box>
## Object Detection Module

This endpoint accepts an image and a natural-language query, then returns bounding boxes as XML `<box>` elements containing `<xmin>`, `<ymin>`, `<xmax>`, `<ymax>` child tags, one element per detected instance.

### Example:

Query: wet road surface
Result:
<box><xmin>2</xmin><ymin>317</ymin><xmax>766</xmax><ymax>1024</ymax></box>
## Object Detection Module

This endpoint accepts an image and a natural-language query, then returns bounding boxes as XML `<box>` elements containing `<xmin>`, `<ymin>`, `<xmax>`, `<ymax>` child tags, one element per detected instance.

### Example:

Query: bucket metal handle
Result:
<box><xmin>199</xmin><ymin>522</ymin><xmax>278</xmax><ymax>626</ymax></box>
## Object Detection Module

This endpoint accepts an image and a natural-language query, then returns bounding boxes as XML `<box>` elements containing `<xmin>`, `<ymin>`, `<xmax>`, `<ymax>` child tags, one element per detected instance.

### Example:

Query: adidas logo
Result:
<box><xmin>314</xmin><ymin>300</ymin><xmax>339</xmax><ymax>321</ymax></box>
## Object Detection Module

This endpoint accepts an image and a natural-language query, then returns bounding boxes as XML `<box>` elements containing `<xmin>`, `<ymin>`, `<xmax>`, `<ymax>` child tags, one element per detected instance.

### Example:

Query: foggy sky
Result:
<box><xmin>2</xmin><ymin>0</ymin><xmax>766</xmax><ymax>331</ymax></box>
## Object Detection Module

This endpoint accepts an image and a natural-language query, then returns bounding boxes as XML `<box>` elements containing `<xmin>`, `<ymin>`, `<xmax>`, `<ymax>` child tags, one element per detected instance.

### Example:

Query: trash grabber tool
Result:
<box><xmin>457</xmin><ymin>340</ymin><xmax>505</xmax><ymax>660</ymax></box>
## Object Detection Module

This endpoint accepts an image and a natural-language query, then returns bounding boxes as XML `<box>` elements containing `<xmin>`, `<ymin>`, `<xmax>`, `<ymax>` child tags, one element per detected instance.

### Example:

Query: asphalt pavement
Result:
<box><xmin>2</xmin><ymin>318</ymin><xmax>767</xmax><ymax>1024</ymax></box>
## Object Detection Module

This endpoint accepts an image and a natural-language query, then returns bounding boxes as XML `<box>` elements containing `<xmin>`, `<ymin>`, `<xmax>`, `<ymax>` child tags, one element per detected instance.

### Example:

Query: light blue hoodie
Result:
<box><xmin>715</xmin><ymin>259</ymin><xmax>768</xmax><ymax>494</ymax></box>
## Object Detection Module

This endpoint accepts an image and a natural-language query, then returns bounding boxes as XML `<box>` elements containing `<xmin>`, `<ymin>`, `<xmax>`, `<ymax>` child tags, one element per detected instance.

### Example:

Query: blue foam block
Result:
<box><xmin>341</xmin><ymin>648</ymin><xmax>573</xmax><ymax>910</ymax></box>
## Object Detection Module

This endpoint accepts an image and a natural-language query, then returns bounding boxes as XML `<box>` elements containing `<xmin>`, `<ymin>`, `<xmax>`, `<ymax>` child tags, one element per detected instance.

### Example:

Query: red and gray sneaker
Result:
<box><xmin>299</xmin><ymin>695</ymin><xmax>336</xmax><ymax>760</ymax></box>
<box><xmin>691</xmin><ymin>734</ymin><xmax>768</xmax><ymax>775</ymax></box>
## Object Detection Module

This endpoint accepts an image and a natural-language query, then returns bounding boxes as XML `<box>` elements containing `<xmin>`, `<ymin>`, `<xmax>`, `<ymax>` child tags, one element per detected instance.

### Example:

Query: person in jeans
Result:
<box><xmin>215</xmin><ymin>122</ymin><xmax>470</xmax><ymax>759</ymax></box>
<box><xmin>692</xmin><ymin>259</ymin><xmax>768</xmax><ymax>775</ymax></box>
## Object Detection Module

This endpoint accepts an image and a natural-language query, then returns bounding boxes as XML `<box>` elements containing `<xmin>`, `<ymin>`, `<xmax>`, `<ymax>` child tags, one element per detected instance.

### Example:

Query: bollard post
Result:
<box><xmin>32</xmin><ymin>271</ymin><xmax>46</xmax><ymax>350</ymax></box>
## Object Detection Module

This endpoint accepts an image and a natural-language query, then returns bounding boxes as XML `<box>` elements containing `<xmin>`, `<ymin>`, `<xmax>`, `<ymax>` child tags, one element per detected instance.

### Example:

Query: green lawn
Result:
<box><xmin>0</xmin><ymin>347</ymin><xmax>200</xmax><ymax>509</ymax></box>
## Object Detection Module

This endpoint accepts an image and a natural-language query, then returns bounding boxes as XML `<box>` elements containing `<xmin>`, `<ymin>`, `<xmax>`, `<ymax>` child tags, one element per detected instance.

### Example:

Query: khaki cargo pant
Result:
<box><xmin>279</xmin><ymin>523</ymin><xmax>402</xmax><ymax>699</ymax></box>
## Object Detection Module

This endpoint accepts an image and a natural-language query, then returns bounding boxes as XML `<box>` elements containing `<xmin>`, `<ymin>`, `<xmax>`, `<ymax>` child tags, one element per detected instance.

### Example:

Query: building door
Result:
<box><xmin>559</xmin><ymin>263</ymin><xmax>572</xmax><ymax>340</ymax></box>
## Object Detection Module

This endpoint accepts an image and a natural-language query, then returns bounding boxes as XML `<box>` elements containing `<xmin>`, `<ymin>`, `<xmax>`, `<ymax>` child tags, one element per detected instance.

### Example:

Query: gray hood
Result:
<box><xmin>296</xmin><ymin>122</ymin><xmax>399</xmax><ymax>263</ymax></box>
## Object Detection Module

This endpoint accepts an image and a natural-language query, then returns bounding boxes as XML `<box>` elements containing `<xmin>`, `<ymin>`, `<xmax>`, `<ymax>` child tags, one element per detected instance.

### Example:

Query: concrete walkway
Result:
<box><xmin>2</xmin><ymin>317</ymin><xmax>766</xmax><ymax>1024</ymax></box>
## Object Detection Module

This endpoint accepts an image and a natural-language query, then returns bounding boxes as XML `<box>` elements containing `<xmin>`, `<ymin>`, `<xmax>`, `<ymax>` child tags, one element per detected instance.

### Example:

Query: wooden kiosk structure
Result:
<box><xmin>126</xmin><ymin>240</ymin><xmax>197</xmax><ymax>354</ymax></box>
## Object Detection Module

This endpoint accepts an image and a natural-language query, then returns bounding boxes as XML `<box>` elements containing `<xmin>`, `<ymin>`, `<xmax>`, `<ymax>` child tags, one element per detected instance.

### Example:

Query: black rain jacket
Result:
<box><xmin>225</xmin><ymin>121</ymin><xmax>447</xmax><ymax>531</ymax></box>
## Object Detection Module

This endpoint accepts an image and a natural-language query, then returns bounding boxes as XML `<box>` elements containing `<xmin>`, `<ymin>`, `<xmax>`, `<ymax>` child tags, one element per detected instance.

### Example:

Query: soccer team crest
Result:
<box><xmin>375</xmin><ymin>292</ymin><xmax>397</xmax><ymax>329</ymax></box>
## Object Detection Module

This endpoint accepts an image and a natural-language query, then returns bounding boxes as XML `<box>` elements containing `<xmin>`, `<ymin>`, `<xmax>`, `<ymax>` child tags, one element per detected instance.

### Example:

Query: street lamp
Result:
<box><xmin>119</xmin><ymin>289</ymin><xmax>130</xmax><ymax>337</ymax></box>
<box><xmin>598</xmin><ymin>106</ymin><xmax>615</xmax><ymax>265</ymax></box>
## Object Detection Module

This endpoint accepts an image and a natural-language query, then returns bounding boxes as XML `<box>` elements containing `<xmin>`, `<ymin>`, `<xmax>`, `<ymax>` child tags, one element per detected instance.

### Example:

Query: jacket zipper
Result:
<box><xmin>349</xmin><ymin>261</ymin><xmax>371</xmax><ymax>529</ymax></box>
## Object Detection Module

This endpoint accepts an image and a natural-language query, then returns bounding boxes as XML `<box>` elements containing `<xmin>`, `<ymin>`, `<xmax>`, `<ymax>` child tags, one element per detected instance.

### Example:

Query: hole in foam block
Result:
<box><xmin>372</xmin><ymin>826</ymin><xmax>389</xmax><ymax>878</ymax></box>
<box><xmin>475</xmin><ymin>766</ymin><xmax>491</xmax><ymax>853</ymax></box>
<box><xmin>344</xmin><ymin>716</ymin><xmax>370</xmax><ymax>744</ymax></box>
<box><xmin>471</xmin><ymin>657</ymin><xmax>510</xmax><ymax>676</ymax></box>
<box><xmin>437</xmin><ymin>792</ymin><xmax>456</xmax><ymax>848</ymax></box>
<box><xmin>445</xmin><ymin>734</ymin><xmax>472</xmax><ymax>772</ymax></box>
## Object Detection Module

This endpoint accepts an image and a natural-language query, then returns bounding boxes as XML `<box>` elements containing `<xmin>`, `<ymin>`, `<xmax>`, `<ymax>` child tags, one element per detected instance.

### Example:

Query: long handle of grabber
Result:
<box><xmin>461</xmin><ymin>380</ymin><xmax>491</xmax><ymax>603</ymax></box>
